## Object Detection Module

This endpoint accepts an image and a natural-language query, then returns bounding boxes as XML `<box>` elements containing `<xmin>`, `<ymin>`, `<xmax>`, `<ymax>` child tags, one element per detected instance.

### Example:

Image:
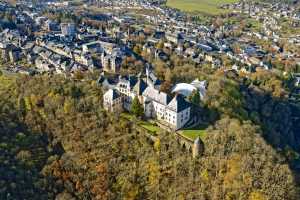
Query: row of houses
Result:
<box><xmin>0</xmin><ymin>25</ymin><xmax>126</xmax><ymax>74</ymax></box>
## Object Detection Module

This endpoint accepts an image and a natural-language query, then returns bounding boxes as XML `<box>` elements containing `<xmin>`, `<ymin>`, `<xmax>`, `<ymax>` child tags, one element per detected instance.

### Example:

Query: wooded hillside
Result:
<box><xmin>0</xmin><ymin>73</ymin><xmax>299</xmax><ymax>199</ymax></box>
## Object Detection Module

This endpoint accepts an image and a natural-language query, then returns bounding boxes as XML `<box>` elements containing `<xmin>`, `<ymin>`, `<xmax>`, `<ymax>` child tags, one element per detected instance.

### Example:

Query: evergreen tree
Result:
<box><xmin>131</xmin><ymin>96</ymin><xmax>144</xmax><ymax>117</ymax></box>
<box><xmin>189</xmin><ymin>90</ymin><xmax>200</xmax><ymax>105</ymax></box>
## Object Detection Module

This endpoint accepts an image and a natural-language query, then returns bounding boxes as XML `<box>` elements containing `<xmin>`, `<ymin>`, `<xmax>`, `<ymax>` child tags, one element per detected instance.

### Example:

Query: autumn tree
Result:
<box><xmin>205</xmin><ymin>76</ymin><xmax>247</xmax><ymax>120</ymax></box>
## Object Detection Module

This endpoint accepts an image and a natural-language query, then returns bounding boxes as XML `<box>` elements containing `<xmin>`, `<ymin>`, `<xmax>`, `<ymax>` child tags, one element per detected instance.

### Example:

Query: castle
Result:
<box><xmin>101</xmin><ymin>69</ymin><xmax>192</xmax><ymax>130</ymax></box>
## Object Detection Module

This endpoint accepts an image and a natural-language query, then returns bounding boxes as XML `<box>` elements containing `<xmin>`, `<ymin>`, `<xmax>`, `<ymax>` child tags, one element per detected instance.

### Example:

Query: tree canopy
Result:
<box><xmin>131</xmin><ymin>96</ymin><xmax>144</xmax><ymax>118</ymax></box>
<box><xmin>0</xmin><ymin>74</ymin><xmax>299</xmax><ymax>199</ymax></box>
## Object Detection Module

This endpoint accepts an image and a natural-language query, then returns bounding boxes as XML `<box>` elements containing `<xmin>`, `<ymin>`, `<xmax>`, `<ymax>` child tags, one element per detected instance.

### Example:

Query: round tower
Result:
<box><xmin>192</xmin><ymin>137</ymin><xmax>203</xmax><ymax>158</ymax></box>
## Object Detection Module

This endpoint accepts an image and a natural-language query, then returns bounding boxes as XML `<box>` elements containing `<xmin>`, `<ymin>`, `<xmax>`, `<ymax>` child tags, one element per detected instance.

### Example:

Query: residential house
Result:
<box><xmin>61</xmin><ymin>23</ymin><xmax>76</xmax><ymax>37</ymax></box>
<box><xmin>45</xmin><ymin>20</ymin><xmax>59</xmax><ymax>32</ymax></box>
<box><xmin>82</xmin><ymin>41</ymin><xmax>104</xmax><ymax>54</ymax></box>
<box><xmin>165</xmin><ymin>32</ymin><xmax>183</xmax><ymax>44</ymax></box>
<box><xmin>101</xmin><ymin>52</ymin><xmax>122</xmax><ymax>73</ymax></box>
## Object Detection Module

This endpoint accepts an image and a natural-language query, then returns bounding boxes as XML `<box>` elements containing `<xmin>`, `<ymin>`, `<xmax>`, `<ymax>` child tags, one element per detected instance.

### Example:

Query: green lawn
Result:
<box><xmin>140</xmin><ymin>122</ymin><xmax>161</xmax><ymax>133</ymax></box>
<box><xmin>166</xmin><ymin>0</ymin><xmax>238</xmax><ymax>15</ymax></box>
<box><xmin>180</xmin><ymin>124</ymin><xmax>207</xmax><ymax>140</ymax></box>
<box><xmin>121</xmin><ymin>112</ymin><xmax>136</xmax><ymax>121</ymax></box>
<box><xmin>121</xmin><ymin>113</ymin><xmax>161</xmax><ymax>134</ymax></box>
<box><xmin>181</xmin><ymin>130</ymin><xmax>206</xmax><ymax>140</ymax></box>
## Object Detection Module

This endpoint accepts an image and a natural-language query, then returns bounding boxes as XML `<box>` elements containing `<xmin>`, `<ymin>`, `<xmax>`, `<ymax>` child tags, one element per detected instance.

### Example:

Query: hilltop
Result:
<box><xmin>0</xmin><ymin>74</ymin><xmax>299</xmax><ymax>199</ymax></box>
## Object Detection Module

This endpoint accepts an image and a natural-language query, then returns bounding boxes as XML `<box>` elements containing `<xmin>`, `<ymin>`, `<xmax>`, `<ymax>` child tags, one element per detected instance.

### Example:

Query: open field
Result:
<box><xmin>166</xmin><ymin>0</ymin><xmax>238</xmax><ymax>15</ymax></box>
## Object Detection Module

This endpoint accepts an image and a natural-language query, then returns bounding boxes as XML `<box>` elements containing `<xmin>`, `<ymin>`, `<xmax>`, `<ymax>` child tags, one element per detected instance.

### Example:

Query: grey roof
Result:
<box><xmin>102</xmin><ymin>79</ymin><xmax>116</xmax><ymax>90</ymax></box>
<box><xmin>144</xmin><ymin>71</ymin><xmax>161</xmax><ymax>89</ymax></box>
<box><xmin>167</xmin><ymin>94</ymin><xmax>190</xmax><ymax>112</ymax></box>
<box><xmin>84</xmin><ymin>41</ymin><xmax>101</xmax><ymax>47</ymax></box>
<box><xmin>194</xmin><ymin>137</ymin><xmax>201</xmax><ymax>145</ymax></box>
<box><xmin>133</xmin><ymin>78</ymin><xmax>147</xmax><ymax>95</ymax></box>
<box><xmin>142</xmin><ymin>86</ymin><xmax>171</xmax><ymax>106</ymax></box>
<box><xmin>40</xmin><ymin>50</ymin><xmax>52</xmax><ymax>59</ymax></box>
<box><xmin>119</xmin><ymin>75</ymin><xmax>138</xmax><ymax>89</ymax></box>
<box><xmin>98</xmin><ymin>74</ymin><xmax>119</xmax><ymax>85</ymax></box>
<box><xmin>0</xmin><ymin>41</ymin><xmax>8</xmax><ymax>48</ymax></box>
<box><xmin>22</xmin><ymin>42</ymin><xmax>35</xmax><ymax>50</ymax></box>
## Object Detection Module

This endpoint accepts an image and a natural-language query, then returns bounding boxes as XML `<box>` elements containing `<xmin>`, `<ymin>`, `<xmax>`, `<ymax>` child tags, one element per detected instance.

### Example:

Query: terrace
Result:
<box><xmin>178</xmin><ymin>124</ymin><xmax>207</xmax><ymax>141</ymax></box>
<box><xmin>121</xmin><ymin>112</ymin><xmax>162</xmax><ymax>136</ymax></box>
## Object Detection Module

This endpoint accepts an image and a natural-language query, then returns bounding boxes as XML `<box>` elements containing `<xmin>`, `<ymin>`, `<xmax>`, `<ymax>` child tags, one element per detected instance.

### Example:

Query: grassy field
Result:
<box><xmin>140</xmin><ymin>122</ymin><xmax>161</xmax><ymax>133</ymax></box>
<box><xmin>179</xmin><ymin>124</ymin><xmax>207</xmax><ymax>140</ymax></box>
<box><xmin>166</xmin><ymin>0</ymin><xmax>238</xmax><ymax>15</ymax></box>
<box><xmin>181</xmin><ymin>129</ymin><xmax>206</xmax><ymax>140</ymax></box>
<box><xmin>121</xmin><ymin>113</ymin><xmax>161</xmax><ymax>135</ymax></box>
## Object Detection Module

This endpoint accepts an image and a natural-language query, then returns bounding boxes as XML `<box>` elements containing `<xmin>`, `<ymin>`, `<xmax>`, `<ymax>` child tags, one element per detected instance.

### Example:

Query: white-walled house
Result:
<box><xmin>142</xmin><ymin>86</ymin><xmax>171</xmax><ymax>120</ymax></box>
<box><xmin>165</xmin><ymin>94</ymin><xmax>191</xmax><ymax>130</ymax></box>
<box><xmin>103</xmin><ymin>89</ymin><xmax>123</xmax><ymax>112</ymax></box>
<box><xmin>142</xmin><ymin>87</ymin><xmax>191</xmax><ymax>130</ymax></box>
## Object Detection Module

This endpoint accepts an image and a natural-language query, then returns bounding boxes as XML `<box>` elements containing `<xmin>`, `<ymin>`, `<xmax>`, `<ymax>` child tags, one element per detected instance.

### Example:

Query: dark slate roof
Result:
<box><xmin>119</xmin><ymin>75</ymin><xmax>138</xmax><ymax>89</ymax></box>
<box><xmin>102</xmin><ymin>79</ymin><xmax>115</xmax><ymax>89</ymax></box>
<box><xmin>153</xmin><ymin>31</ymin><xmax>165</xmax><ymax>39</ymax></box>
<box><xmin>106</xmin><ymin>89</ymin><xmax>121</xmax><ymax>100</ymax></box>
<box><xmin>112</xmin><ymin>89</ymin><xmax>121</xmax><ymax>100</ymax></box>
<box><xmin>149</xmin><ymin>72</ymin><xmax>160</xmax><ymax>85</ymax></box>
<box><xmin>97</xmin><ymin>75</ymin><xmax>119</xmax><ymax>89</ymax></box>
<box><xmin>133</xmin><ymin>78</ymin><xmax>147</xmax><ymax>95</ymax></box>
<box><xmin>144</xmin><ymin>71</ymin><xmax>161</xmax><ymax>88</ymax></box>
<box><xmin>167</xmin><ymin>94</ymin><xmax>191</xmax><ymax>112</ymax></box>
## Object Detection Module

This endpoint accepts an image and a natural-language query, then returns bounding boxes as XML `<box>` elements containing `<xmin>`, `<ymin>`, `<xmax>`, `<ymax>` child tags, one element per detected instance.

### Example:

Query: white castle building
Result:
<box><xmin>101</xmin><ymin>70</ymin><xmax>191</xmax><ymax>130</ymax></box>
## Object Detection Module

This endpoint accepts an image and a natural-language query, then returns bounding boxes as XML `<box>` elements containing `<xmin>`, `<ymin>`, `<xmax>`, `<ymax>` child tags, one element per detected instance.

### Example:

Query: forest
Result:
<box><xmin>0</xmin><ymin>69</ymin><xmax>300</xmax><ymax>200</ymax></box>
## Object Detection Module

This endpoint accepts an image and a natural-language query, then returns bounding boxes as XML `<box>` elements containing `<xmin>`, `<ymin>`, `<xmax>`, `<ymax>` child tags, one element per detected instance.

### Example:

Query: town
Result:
<box><xmin>1</xmin><ymin>1</ymin><xmax>300</xmax><ymax>199</ymax></box>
